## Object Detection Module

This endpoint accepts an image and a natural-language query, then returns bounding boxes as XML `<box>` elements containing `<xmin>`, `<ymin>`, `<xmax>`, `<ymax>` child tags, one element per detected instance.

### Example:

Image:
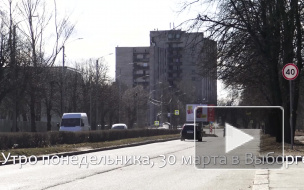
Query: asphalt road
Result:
<box><xmin>0</xmin><ymin>129</ymin><xmax>259</xmax><ymax>190</ymax></box>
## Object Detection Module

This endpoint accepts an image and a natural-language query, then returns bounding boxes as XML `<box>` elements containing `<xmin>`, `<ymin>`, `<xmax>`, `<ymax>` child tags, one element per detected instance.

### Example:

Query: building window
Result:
<box><xmin>136</xmin><ymin>70</ymin><xmax>144</xmax><ymax>74</ymax></box>
<box><xmin>137</xmin><ymin>54</ymin><xmax>143</xmax><ymax>59</ymax></box>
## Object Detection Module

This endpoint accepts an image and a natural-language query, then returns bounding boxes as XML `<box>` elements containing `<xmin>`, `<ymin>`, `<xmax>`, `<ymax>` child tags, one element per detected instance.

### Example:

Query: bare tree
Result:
<box><xmin>181</xmin><ymin>0</ymin><xmax>303</xmax><ymax>143</ymax></box>
<box><xmin>15</xmin><ymin>0</ymin><xmax>75</xmax><ymax>132</ymax></box>
<box><xmin>121</xmin><ymin>86</ymin><xmax>148</xmax><ymax>129</ymax></box>
<box><xmin>70</xmin><ymin>58</ymin><xmax>110</xmax><ymax>130</ymax></box>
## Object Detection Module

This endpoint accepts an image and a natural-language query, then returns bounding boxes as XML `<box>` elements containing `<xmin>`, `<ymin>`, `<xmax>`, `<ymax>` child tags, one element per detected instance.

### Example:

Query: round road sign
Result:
<box><xmin>282</xmin><ymin>63</ymin><xmax>299</xmax><ymax>80</ymax></box>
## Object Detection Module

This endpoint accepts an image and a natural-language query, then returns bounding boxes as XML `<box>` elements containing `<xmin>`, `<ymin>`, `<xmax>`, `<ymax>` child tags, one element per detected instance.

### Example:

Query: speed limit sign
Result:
<box><xmin>282</xmin><ymin>63</ymin><xmax>299</xmax><ymax>80</ymax></box>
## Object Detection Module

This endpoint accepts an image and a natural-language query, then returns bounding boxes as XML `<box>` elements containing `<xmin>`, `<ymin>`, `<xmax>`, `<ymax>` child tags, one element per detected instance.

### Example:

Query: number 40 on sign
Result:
<box><xmin>282</xmin><ymin>63</ymin><xmax>299</xmax><ymax>80</ymax></box>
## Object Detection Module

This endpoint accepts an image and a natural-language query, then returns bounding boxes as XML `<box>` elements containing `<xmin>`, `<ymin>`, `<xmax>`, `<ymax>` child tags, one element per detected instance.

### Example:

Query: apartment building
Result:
<box><xmin>116</xmin><ymin>29</ymin><xmax>217</xmax><ymax>126</ymax></box>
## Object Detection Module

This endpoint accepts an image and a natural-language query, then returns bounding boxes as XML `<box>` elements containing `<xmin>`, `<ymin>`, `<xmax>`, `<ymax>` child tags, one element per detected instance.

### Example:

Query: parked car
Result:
<box><xmin>111</xmin><ymin>123</ymin><xmax>128</xmax><ymax>130</ymax></box>
<box><xmin>161</xmin><ymin>122</ymin><xmax>171</xmax><ymax>129</ymax></box>
<box><xmin>180</xmin><ymin>123</ymin><xmax>202</xmax><ymax>141</ymax></box>
<box><xmin>58</xmin><ymin>113</ymin><xmax>91</xmax><ymax>132</ymax></box>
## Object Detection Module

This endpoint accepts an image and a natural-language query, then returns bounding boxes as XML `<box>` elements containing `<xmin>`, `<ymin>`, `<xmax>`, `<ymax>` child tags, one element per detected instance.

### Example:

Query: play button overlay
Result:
<box><xmin>194</xmin><ymin>106</ymin><xmax>283</xmax><ymax>169</ymax></box>
<box><xmin>225</xmin><ymin>123</ymin><xmax>254</xmax><ymax>153</ymax></box>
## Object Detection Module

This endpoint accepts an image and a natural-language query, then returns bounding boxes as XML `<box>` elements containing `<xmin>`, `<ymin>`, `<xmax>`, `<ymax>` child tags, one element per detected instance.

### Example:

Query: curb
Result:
<box><xmin>0</xmin><ymin>137</ymin><xmax>179</xmax><ymax>166</ymax></box>
<box><xmin>252</xmin><ymin>170</ymin><xmax>269</xmax><ymax>190</ymax></box>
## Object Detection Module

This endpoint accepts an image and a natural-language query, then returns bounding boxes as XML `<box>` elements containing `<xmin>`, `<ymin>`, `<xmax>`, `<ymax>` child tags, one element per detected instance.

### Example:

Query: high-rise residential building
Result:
<box><xmin>116</xmin><ymin>29</ymin><xmax>217</xmax><ymax>127</ymax></box>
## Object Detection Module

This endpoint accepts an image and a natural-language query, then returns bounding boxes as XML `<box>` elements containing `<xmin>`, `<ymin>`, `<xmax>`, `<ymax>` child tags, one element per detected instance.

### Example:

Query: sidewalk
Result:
<box><xmin>253</xmin><ymin>163</ymin><xmax>304</xmax><ymax>190</ymax></box>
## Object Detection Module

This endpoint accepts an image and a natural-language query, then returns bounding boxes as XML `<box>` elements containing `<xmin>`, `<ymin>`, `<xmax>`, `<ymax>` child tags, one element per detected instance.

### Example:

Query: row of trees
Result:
<box><xmin>0</xmin><ymin>0</ymin><xmax>151</xmax><ymax>131</ymax></box>
<box><xmin>0</xmin><ymin>0</ymin><xmax>132</xmax><ymax>131</ymax></box>
<box><xmin>0</xmin><ymin>0</ymin><xmax>76</xmax><ymax>132</ymax></box>
<box><xmin>182</xmin><ymin>0</ymin><xmax>303</xmax><ymax>143</ymax></box>
<box><xmin>0</xmin><ymin>0</ymin><xmax>205</xmax><ymax>132</ymax></box>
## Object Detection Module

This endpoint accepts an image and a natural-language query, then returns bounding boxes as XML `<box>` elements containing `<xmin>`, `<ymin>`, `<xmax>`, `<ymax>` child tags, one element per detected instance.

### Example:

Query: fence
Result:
<box><xmin>0</xmin><ymin>119</ymin><xmax>59</xmax><ymax>132</ymax></box>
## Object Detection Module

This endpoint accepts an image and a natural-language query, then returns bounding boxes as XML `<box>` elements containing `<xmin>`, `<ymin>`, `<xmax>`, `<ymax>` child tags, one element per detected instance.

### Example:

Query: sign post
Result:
<box><xmin>154</xmin><ymin>121</ymin><xmax>159</xmax><ymax>126</ymax></box>
<box><xmin>282</xmin><ymin>63</ymin><xmax>299</xmax><ymax>149</ymax></box>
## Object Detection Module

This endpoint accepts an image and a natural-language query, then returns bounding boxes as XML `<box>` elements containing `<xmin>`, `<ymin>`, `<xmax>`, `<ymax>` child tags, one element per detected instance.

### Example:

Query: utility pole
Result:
<box><xmin>12</xmin><ymin>25</ymin><xmax>17</xmax><ymax>132</ymax></box>
<box><xmin>118</xmin><ymin>68</ymin><xmax>121</xmax><ymax>123</ymax></box>
<box><xmin>90</xmin><ymin>77</ymin><xmax>92</xmax><ymax>128</ymax></box>
<box><xmin>136</xmin><ymin>91</ymin><xmax>139</xmax><ymax>128</ymax></box>
<box><xmin>61</xmin><ymin>38</ymin><xmax>83</xmax><ymax>115</ymax></box>
<box><xmin>160</xmin><ymin>82</ymin><xmax>163</xmax><ymax>125</ymax></box>
<box><xmin>61</xmin><ymin>45</ymin><xmax>65</xmax><ymax>115</ymax></box>
<box><xmin>96</xmin><ymin>59</ymin><xmax>99</xmax><ymax>130</ymax></box>
<box><xmin>170</xmin><ymin>98</ymin><xmax>172</xmax><ymax>128</ymax></box>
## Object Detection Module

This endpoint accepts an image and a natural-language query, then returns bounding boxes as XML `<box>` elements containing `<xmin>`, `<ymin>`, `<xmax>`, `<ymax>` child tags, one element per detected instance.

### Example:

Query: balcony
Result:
<box><xmin>133</xmin><ymin>58</ymin><xmax>149</xmax><ymax>62</ymax></box>
<box><xmin>134</xmin><ymin>65</ymin><xmax>149</xmax><ymax>70</ymax></box>
<box><xmin>167</xmin><ymin>47</ymin><xmax>183</xmax><ymax>52</ymax></box>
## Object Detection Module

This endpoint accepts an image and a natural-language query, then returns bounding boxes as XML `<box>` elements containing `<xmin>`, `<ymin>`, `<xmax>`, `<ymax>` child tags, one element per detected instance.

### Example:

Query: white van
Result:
<box><xmin>59</xmin><ymin>113</ymin><xmax>91</xmax><ymax>132</ymax></box>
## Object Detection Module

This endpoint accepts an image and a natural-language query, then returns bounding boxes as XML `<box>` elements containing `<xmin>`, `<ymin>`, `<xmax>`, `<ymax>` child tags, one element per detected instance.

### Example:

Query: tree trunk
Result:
<box><xmin>46</xmin><ymin>107</ymin><xmax>52</xmax><ymax>131</ymax></box>
<box><xmin>30</xmin><ymin>89</ymin><xmax>36</xmax><ymax>132</ymax></box>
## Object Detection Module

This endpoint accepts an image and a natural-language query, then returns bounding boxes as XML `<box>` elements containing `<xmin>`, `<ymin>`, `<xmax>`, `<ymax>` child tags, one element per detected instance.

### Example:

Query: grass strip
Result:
<box><xmin>0</xmin><ymin>134</ymin><xmax>179</xmax><ymax>161</ymax></box>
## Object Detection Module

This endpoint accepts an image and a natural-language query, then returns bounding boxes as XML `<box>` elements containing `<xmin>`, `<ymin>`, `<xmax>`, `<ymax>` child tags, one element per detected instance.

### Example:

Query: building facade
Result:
<box><xmin>116</xmin><ymin>30</ymin><xmax>217</xmax><ymax>127</ymax></box>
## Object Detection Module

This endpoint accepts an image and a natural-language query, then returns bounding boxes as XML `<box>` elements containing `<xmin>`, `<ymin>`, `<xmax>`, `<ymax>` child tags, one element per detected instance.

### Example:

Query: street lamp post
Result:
<box><xmin>115</xmin><ymin>69</ymin><xmax>122</xmax><ymax>123</ymax></box>
<box><xmin>118</xmin><ymin>70</ymin><xmax>121</xmax><ymax>123</ymax></box>
<box><xmin>170</xmin><ymin>97</ymin><xmax>172</xmax><ymax>128</ymax></box>
<box><xmin>61</xmin><ymin>45</ymin><xmax>65</xmax><ymax>115</ymax></box>
<box><xmin>61</xmin><ymin>38</ymin><xmax>83</xmax><ymax>115</ymax></box>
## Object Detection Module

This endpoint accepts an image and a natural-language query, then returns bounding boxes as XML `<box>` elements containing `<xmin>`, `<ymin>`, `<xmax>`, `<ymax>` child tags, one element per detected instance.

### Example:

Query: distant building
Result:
<box><xmin>116</xmin><ymin>47</ymin><xmax>150</xmax><ymax>88</ymax></box>
<box><xmin>116</xmin><ymin>29</ymin><xmax>217</xmax><ymax>126</ymax></box>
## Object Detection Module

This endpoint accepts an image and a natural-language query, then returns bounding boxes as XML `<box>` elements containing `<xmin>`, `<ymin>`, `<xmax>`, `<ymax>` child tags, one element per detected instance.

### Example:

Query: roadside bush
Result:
<box><xmin>0</xmin><ymin>129</ymin><xmax>179</xmax><ymax>149</ymax></box>
<box><xmin>48</xmin><ymin>132</ymin><xmax>62</xmax><ymax>145</ymax></box>
<box><xmin>88</xmin><ymin>131</ymin><xmax>102</xmax><ymax>142</ymax></box>
<box><xmin>32</xmin><ymin>133</ymin><xmax>48</xmax><ymax>147</ymax></box>
<box><xmin>75</xmin><ymin>131</ymin><xmax>90</xmax><ymax>143</ymax></box>
<box><xmin>0</xmin><ymin>133</ymin><xmax>13</xmax><ymax>150</ymax></box>
<box><xmin>14</xmin><ymin>133</ymin><xmax>31</xmax><ymax>148</ymax></box>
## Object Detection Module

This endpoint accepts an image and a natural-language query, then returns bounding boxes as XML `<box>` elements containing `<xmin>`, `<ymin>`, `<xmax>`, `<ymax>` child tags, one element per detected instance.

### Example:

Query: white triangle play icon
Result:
<box><xmin>225</xmin><ymin>123</ymin><xmax>254</xmax><ymax>153</ymax></box>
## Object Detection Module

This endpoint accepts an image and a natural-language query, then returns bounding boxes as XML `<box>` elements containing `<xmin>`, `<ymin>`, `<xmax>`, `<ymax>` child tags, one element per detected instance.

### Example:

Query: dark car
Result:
<box><xmin>180</xmin><ymin>123</ymin><xmax>202</xmax><ymax>141</ymax></box>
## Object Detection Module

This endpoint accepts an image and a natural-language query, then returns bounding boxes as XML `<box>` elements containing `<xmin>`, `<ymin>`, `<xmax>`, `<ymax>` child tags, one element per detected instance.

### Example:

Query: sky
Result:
<box><xmin>54</xmin><ymin>0</ymin><xmax>196</xmax><ymax>76</ymax></box>
<box><xmin>53</xmin><ymin>0</ymin><xmax>227</xmax><ymax>99</ymax></box>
